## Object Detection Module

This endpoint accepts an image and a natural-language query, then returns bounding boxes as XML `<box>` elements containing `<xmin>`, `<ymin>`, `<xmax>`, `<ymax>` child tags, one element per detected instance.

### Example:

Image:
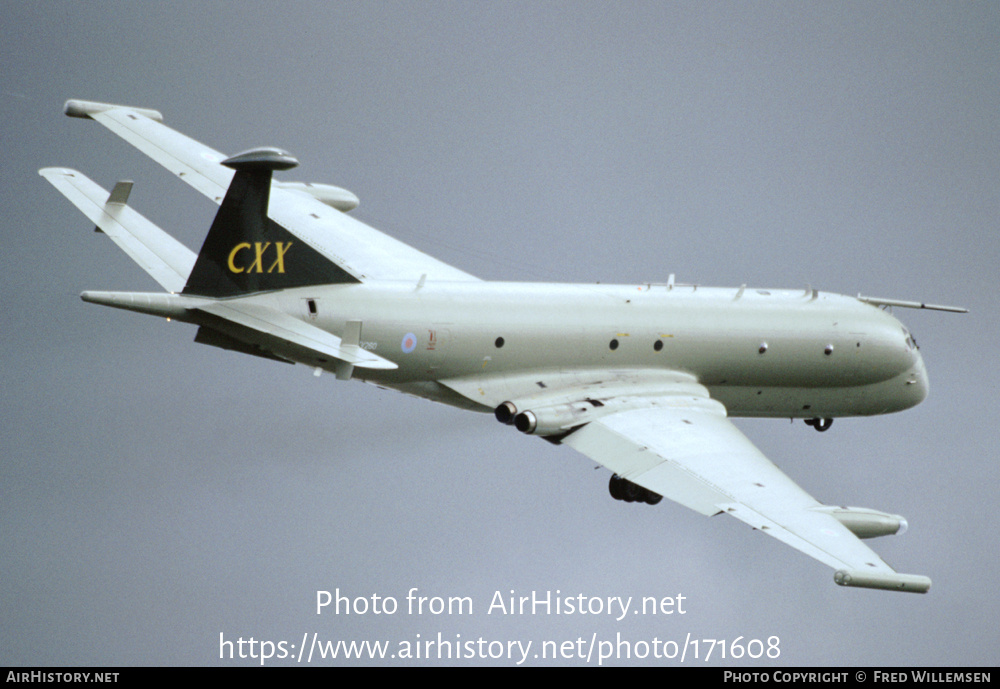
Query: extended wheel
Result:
<box><xmin>805</xmin><ymin>418</ymin><xmax>833</xmax><ymax>432</ymax></box>
<box><xmin>609</xmin><ymin>474</ymin><xmax>663</xmax><ymax>505</ymax></box>
<box><xmin>622</xmin><ymin>480</ymin><xmax>644</xmax><ymax>503</ymax></box>
<box><xmin>609</xmin><ymin>474</ymin><xmax>625</xmax><ymax>501</ymax></box>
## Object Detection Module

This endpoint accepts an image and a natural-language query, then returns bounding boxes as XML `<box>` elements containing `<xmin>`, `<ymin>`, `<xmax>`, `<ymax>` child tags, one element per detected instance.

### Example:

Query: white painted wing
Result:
<box><xmin>89</xmin><ymin>108</ymin><xmax>233</xmax><ymax>202</ymax></box>
<box><xmin>79</xmin><ymin>104</ymin><xmax>479</xmax><ymax>283</ymax></box>
<box><xmin>560</xmin><ymin>394</ymin><xmax>931</xmax><ymax>591</ymax></box>
<box><xmin>40</xmin><ymin>167</ymin><xmax>195</xmax><ymax>293</ymax></box>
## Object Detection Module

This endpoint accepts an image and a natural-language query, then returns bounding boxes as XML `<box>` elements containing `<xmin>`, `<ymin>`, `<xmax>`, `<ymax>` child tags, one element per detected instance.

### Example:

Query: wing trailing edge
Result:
<box><xmin>442</xmin><ymin>368</ymin><xmax>932</xmax><ymax>592</ymax></box>
<box><xmin>40</xmin><ymin>167</ymin><xmax>195</xmax><ymax>292</ymax></box>
<box><xmin>60</xmin><ymin>98</ymin><xmax>480</xmax><ymax>283</ymax></box>
<box><xmin>566</xmin><ymin>403</ymin><xmax>932</xmax><ymax>592</ymax></box>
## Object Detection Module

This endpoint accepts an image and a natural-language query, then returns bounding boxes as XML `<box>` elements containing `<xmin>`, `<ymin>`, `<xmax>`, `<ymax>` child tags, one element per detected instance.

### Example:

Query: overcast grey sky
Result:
<box><xmin>2</xmin><ymin>1</ymin><xmax>997</xmax><ymax>666</ymax></box>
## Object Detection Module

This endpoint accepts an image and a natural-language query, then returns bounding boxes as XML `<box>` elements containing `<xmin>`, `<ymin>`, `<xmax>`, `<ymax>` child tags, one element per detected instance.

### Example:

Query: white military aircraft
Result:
<box><xmin>44</xmin><ymin>99</ymin><xmax>966</xmax><ymax>593</ymax></box>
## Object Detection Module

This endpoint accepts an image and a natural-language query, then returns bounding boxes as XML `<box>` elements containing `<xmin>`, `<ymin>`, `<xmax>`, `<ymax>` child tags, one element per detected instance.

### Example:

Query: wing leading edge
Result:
<box><xmin>567</xmin><ymin>396</ymin><xmax>931</xmax><ymax>593</ymax></box>
<box><xmin>62</xmin><ymin>98</ymin><xmax>480</xmax><ymax>284</ymax></box>
<box><xmin>442</xmin><ymin>372</ymin><xmax>931</xmax><ymax>593</ymax></box>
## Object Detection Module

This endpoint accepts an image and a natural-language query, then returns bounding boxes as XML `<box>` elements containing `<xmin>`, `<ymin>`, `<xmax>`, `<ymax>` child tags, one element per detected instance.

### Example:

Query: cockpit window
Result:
<box><xmin>903</xmin><ymin>328</ymin><xmax>918</xmax><ymax>350</ymax></box>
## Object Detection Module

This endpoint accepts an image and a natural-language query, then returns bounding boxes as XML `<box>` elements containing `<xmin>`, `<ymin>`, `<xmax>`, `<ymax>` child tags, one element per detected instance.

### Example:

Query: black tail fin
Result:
<box><xmin>182</xmin><ymin>148</ymin><xmax>358</xmax><ymax>297</ymax></box>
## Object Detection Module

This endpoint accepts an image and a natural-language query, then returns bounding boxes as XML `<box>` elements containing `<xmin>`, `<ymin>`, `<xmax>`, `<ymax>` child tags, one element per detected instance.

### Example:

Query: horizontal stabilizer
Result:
<box><xmin>195</xmin><ymin>301</ymin><xmax>397</xmax><ymax>374</ymax></box>
<box><xmin>78</xmin><ymin>290</ymin><xmax>398</xmax><ymax>377</ymax></box>
<box><xmin>41</xmin><ymin>168</ymin><xmax>195</xmax><ymax>292</ymax></box>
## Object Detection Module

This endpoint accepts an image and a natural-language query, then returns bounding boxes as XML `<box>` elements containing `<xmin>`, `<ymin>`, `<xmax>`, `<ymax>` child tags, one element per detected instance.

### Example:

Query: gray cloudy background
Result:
<box><xmin>2</xmin><ymin>1</ymin><xmax>997</xmax><ymax>666</ymax></box>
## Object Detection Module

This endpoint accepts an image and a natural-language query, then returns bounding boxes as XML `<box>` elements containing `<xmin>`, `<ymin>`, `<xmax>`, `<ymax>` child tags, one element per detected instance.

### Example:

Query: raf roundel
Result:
<box><xmin>401</xmin><ymin>332</ymin><xmax>417</xmax><ymax>353</ymax></box>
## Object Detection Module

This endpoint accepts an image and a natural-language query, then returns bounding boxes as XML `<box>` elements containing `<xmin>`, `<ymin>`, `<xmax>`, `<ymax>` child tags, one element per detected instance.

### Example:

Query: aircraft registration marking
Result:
<box><xmin>226</xmin><ymin>241</ymin><xmax>292</xmax><ymax>274</ymax></box>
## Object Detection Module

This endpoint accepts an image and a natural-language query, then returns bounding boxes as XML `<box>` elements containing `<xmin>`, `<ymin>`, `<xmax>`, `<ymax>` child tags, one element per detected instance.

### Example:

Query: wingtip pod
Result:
<box><xmin>64</xmin><ymin>99</ymin><xmax>164</xmax><ymax>123</ymax></box>
<box><xmin>834</xmin><ymin>569</ymin><xmax>931</xmax><ymax>594</ymax></box>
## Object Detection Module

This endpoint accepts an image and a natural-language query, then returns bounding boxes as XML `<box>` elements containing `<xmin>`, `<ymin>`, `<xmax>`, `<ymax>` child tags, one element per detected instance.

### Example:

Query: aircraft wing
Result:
<box><xmin>39</xmin><ymin>167</ymin><xmax>195</xmax><ymax>292</ymax></box>
<box><xmin>62</xmin><ymin>99</ymin><xmax>480</xmax><ymax>284</ymax></box>
<box><xmin>441</xmin><ymin>372</ymin><xmax>931</xmax><ymax>592</ymax></box>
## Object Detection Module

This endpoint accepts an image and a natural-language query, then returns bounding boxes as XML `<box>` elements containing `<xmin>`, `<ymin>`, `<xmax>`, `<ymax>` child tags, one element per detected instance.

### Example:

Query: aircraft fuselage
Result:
<box><xmin>233</xmin><ymin>279</ymin><xmax>929</xmax><ymax>419</ymax></box>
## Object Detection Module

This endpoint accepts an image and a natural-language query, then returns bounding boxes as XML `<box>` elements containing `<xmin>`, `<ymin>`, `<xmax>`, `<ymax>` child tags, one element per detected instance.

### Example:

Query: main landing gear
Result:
<box><xmin>609</xmin><ymin>474</ymin><xmax>662</xmax><ymax>505</ymax></box>
<box><xmin>805</xmin><ymin>418</ymin><xmax>833</xmax><ymax>432</ymax></box>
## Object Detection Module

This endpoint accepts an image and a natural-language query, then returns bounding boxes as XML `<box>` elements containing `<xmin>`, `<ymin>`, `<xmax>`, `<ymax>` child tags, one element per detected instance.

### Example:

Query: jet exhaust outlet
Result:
<box><xmin>514</xmin><ymin>411</ymin><xmax>538</xmax><ymax>434</ymax></box>
<box><xmin>495</xmin><ymin>401</ymin><xmax>518</xmax><ymax>425</ymax></box>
